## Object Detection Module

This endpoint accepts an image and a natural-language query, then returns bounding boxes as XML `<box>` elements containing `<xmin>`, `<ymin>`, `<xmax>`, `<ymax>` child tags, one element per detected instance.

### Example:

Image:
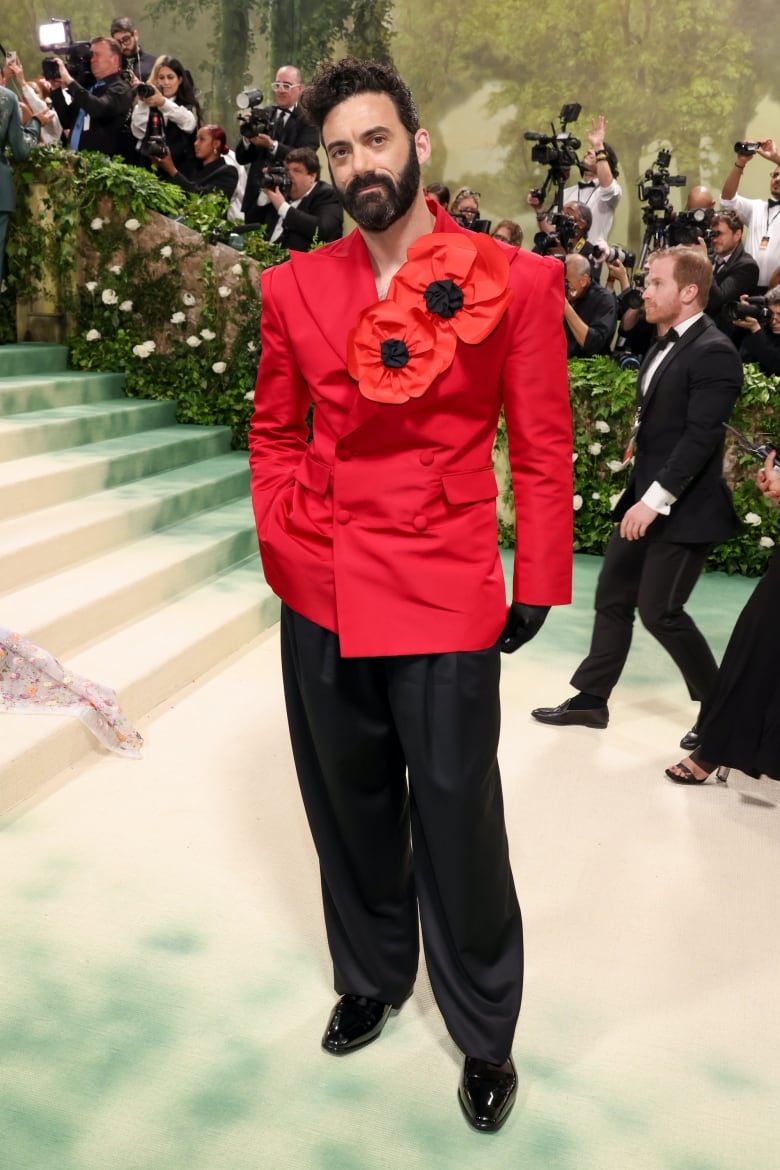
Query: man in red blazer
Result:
<box><xmin>249</xmin><ymin>58</ymin><xmax>573</xmax><ymax>1133</ymax></box>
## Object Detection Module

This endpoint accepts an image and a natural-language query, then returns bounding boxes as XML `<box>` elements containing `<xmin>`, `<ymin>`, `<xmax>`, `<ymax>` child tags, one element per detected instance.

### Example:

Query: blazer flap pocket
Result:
<box><xmin>442</xmin><ymin>467</ymin><xmax>498</xmax><ymax>505</ymax></box>
<box><xmin>296</xmin><ymin>456</ymin><xmax>331</xmax><ymax>496</ymax></box>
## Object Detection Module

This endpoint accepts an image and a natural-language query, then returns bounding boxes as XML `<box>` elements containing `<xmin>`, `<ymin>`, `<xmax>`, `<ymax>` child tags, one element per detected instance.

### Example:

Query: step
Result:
<box><xmin>0</xmin><ymin>559</ymin><xmax>280</xmax><ymax>813</ymax></box>
<box><xmin>1</xmin><ymin>497</ymin><xmax>259</xmax><ymax>657</ymax></box>
<box><xmin>0</xmin><ymin>399</ymin><xmax>178</xmax><ymax>462</ymax></box>
<box><xmin>0</xmin><ymin>453</ymin><xmax>250</xmax><ymax>591</ymax></box>
<box><xmin>0</xmin><ymin>343</ymin><xmax>69</xmax><ymax>377</ymax></box>
<box><xmin>0</xmin><ymin>371</ymin><xmax>126</xmax><ymax>415</ymax></box>
<box><xmin>0</xmin><ymin>425</ymin><xmax>232</xmax><ymax>521</ymax></box>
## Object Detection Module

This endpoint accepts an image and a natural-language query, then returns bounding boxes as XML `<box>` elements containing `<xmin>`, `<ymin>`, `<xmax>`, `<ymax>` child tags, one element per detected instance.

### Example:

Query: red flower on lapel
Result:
<box><xmin>347</xmin><ymin>301</ymin><xmax>456</xmax><ymax>404</ymax></box>
<box><xmin>389</xmin><ymin>232</ymin><xmax>513</xmax><ymax>345</ymax></box>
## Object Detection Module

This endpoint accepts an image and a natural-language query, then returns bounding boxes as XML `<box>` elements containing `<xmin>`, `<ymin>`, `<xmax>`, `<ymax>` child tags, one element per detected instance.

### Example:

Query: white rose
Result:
<box><xmin>573</xmin><ymin>494</ymin><xmax>583</xmax><ymax>511</ymax></box>
<box><xmin>86</xmin><ymin>329</ymin><xmax>101</xmax><ymax>341</ymax></box>
<box><xmin>244</xmin><ymin>390</ymin><xmax>255</xmax><ymax>401</ymax></box>
<box><xmin>760</xmin><ymin>536</ymin><xmax>775</xmax><ymax>548</ymax></box>
<box><xmin>109</xmin><ymin>265</ymin><xmax>122</xmax><ymax>275</ymax></box>
<box><xmin>595</xmin><ymin>420</ymin><xmax>610</xmax><ymax>433</ymax></box>
<box><xmin>90</xmin><ymin>217</ymin><xmax>104</xmax><ymax>230</ymax></box>
<box><xmin>592</xmin><ymin>492</ymin><xmax>600</xmax><ymax>500</ymax></box>
<box><xmin>182</xmin><ymin>292</ymin><xmax>196</xmax><ymax>306</ymax></box>
<box><xmin>572</xmin><ymin>451</ymin><xmax>578</xmax><ymax>463</ymax></box>
<box><xmin>247</xmin><ymin>341</ymin><xmax>257</xmax><ymax>352</ymax></box>
<box><xmin>212</xmin><ymin>361</ymin><xmax>227</xmax><ymax>374</ymax></box>
<box><xmin>588</xmin><ymin>442</ymin><xmax>602</xmax><ymax>456</ymax></box>
<box><xmin>218</xmin><ymin>285</ymin><xmax>231</xmax><ymax>298</ymax></box>
<box><xmin>200</xmin><ymin>328</ymin><xmax>216</xmax><ymax>340</ymax></box>
<box><xmin>85</xmin><ymin>281</ymin><xmax>98</xmax><ymax>292</ymax></box>
<box><xmin>607</xmin><ymin>460</ymin><xmax>625</xmax><ymax>473</ymax></box>
<box><xmin>186</xmin><ymin>335</ymin><xmax>202</xmax><ymax>348</ymax></box>
<box><xmin>101</xmin><ymin>289</ymin><xmax>118</xmax><ymax>305</ymax></box>
<box><xmin>231</xmin><ymin>263</ymin><xmax>243</xmax><ymax>275</ymax></box>
<box><xmin>744</xmin><ymin>512</ymin><xmax>762</xmax><ymax>526</ymax></box>
<box><xmin>125</xmin><ymin>218</ymin><xmax>141</xmax><ymax>231</ymax></box>
<box><xmin>132</xmin><ymin>341</ymin><xmax>155</xmax><ymax>359</ymax></box>
<box><xmin>170</xmin><ymin>311</ymin><xmax>186</xmax><ymax>324</ymax></box>
<box><xmin>160</xmin><ymin>245</ymin><xmax>172</xmax><ymax>258</ymax></box>
<box><xmin>119</xmin><ymin>300</ymin><xmax>133</xmax><ymax>312</ymax></box>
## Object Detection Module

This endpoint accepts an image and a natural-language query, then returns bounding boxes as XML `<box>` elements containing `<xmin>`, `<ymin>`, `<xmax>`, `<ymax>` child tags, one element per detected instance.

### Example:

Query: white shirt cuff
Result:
<box><xmin>641</xmin><ymin>480</ymin><xmax>676</xmax><ymax>515</ymax></box>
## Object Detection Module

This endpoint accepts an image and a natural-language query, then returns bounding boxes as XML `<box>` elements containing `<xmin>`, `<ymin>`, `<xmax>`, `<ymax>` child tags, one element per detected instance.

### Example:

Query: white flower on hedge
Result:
<box><xmin>85</xmin><ymin>281</ymin><xmax>98</xmax><ymax>292</ymax></box>
<box><xmin>90</xmin><ymin>217</ymin><xmax>104</xmax><ymax>230</ymax></box>
<box><xmin>609</xmin><ymin>492</ymin><xmax>624</xmax><ymax>510</ymax></box>
<box><xmin>119</xmin><ymin>300</ymin><xmax>133</xmax><ymax>312</ymax></box>
<box><xmin>607</xmin><ymin>459</ymin><xmax>625</xmax><ymax>473</ymax></box>
<box><xmin>101</xmin><ymin>288</ymin><xmax>118</xmax><ymax>305</ymax></box>
<box><xmin>218</xmin><ymin>285</ymin><xmax>231</xmax><ymax>298</ymax></box>
<box><xmin>244</xmin><ymin>390</ymin><xmax>254</xmax><ymax>401</ymax></box>
<box><xmin>125</xmin><ymin>218</ymin><xmax>141</xmax><ymax>232</ymax></box>
<box><xmin>86</xmin><ymin>329</ymin><xmax>101</xmax><ymax>341</ymax></box>
<box><xmin>200</xmin><ymin>328</ymin><xmax>216</xmax><ymax>340</ymax></box>
<box><xmin>595</xmin><ymin>420</ymin><xmax>610</xmax><ymax>433</ymax></box>
<box><xmin>247</xmin><ymin>341</ymin><xmax>257</xmax><ymax>352</ymax></box>
<box><xmin>132</xmin><ymin>340</ymin><xmax>156</xmax><ymax>359</ymax></box>
<box><xmin>592</xmin><ymin>492</ymin><xmax>600</xmax><ymax>500</ymax></box>
<box><xmin>170</xmin><ymin>311</ymin><xmax>186</xmax><ymax>324</ymax></box>
<box><xmin>231</xmin><ymin>263</ymin><xmax>242</xmax><ymax>275</ymax></box>
<box><xmin>760</xmin><ymin>536</ymin><xmax>775</xmax><ymax>548</ymax></box>
<box><xmin>182</xmin><ymin>292</ymin><xmax>196</xmax><ymax>306</ymax></box>
<box><xmin>572</xmin><ymin>451</ymin><xmax>578</xmax><ymax>462</ymax></box>
<box><xmin>186</xmin><ymin>335</ymin><xmax>202</xmax><ymax>348</ymax></box>
<box><xmin>160</xmin><ymin>245</ymin><xmax>172</xmax><ymax>258</ymax></box>
<box><xmin>745</xmin><ymin>512</ymin><xmax>762</xmax><ymax>526</ymax></box>
<box><xmin>212</xmin><ymin>361</ymin><xmax>227</xmax><ymax>374</ymax></box>
<box><xmin>573</xmin><ymin>494</ymin><xmax>583</xmax><ymax>511</ymax></box>
<box><xmin>109</xmin><ymin>265</ymin><xmax>122</xmax><ymax>275</ymax></box>
<box><xmin>588</xmin><ymin>442</ymin><xmax>602</xmax><ymax>456</ymax></box>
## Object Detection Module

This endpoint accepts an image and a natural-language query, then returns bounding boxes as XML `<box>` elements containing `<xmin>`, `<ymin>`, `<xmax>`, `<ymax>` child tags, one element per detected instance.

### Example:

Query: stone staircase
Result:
<box><xmin>0</xmin><ymin>343</ymin><xmax>279</xmax><ymax>812</ymax></box>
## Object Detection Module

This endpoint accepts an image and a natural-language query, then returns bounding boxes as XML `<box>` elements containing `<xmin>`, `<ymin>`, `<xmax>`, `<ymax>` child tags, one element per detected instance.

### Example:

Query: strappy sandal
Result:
<box><xmin>665</xmin><ymin>757</ymin><xmax>730</xmax><ymax>785</ymax></box>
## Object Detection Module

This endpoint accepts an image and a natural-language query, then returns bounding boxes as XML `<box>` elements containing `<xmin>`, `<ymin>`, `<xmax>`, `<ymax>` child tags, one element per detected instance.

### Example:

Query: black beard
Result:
<box><xmin>338</xmin><ymin>140</ymin><xmax>421</xmax><ymax>231</ymax></box>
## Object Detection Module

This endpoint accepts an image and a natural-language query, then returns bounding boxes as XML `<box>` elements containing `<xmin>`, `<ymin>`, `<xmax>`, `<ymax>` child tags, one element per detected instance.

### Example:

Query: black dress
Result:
<box><xmin>698</xmin><ymin>547</ymin><xmax>780</xmax><ymax>779</ymax></box>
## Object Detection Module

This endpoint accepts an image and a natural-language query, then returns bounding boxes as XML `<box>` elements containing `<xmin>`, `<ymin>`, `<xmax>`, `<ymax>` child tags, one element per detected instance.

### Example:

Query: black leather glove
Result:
<box><xmin>498</xmin><ymin>603</ymin><xmax>550</xmax><ymax>654</ymax></box>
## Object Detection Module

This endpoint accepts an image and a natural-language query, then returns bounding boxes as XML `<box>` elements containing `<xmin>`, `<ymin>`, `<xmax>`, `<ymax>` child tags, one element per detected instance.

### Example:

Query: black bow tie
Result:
<box><xmin>655</xmin><ymin>328</ymin><xmax>679</xmax><ymax>350</ymax></box>
<box><xmin>769</xmin><ymin>198</ymin><xmax>780</xmax><ymax>208</ymax></box>
<box><xmin>578</xmin><ymin>180</ymin><xmax>596</xmax><ymax>189</ymax></box>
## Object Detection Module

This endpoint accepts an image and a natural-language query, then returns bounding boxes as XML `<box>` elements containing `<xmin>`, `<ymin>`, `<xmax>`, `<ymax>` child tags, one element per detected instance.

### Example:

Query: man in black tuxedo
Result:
<box><xmin>532</xmin><ymin>247</ymin><xmax>743</xmax><ymax>740</ymax></box>
<box><xmin>700</xmin><ymin>210</ymin><xmax>759</xmax><ymax>341</ymax></box>
<box><xmin>236</xmin><ymin>65</ymin><xmax>320</xmax><ymax>224</ymax></box>
<box><xmin>49</xmin><ymin>37</ymin><xmax>132</xmax><ymax>157</ymax></box>
<box><xmin>255</xmin><ymin>147</ymin><xmax>342</xmax><ymax>251</ymax></box>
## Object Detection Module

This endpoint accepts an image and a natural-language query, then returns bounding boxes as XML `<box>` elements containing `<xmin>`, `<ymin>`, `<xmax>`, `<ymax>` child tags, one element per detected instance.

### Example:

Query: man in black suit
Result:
<box><xmin>532</xmin><ymin>247</ymin><xmax>743</xmax><ymax>740</ymax></box>
<box><xmin>700</xmin><ymin>210</ymin><xmax>759</xmax><ymax>341</ymax></box>
<box><xmin>50</xmin><ymin>37</ymin><xmax>132</xmax><ymax>157</ymax></box>
<box><xmin>255</xmin><ymin>147</ymin><xmax>342</xmax><ymax>251</ymax></box>
<box><xmin>236</xmin><ymin>65</ymin><xmax>320</xmax><ymax>224</ymax></box>
<box><xmin>109</xmin><ymin>17</ymin><xmax>156</xmax><ymax>80</ymax></box>
<box><xmin>564</xmin><ymin>252</ymin><xmax>617</xmax><ymax>357</ymax></box>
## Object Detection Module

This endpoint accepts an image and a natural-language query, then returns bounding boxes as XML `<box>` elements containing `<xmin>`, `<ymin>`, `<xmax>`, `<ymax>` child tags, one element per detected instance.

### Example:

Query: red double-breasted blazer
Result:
<box><xmin>249</xmin><ymin>203</ymin><xmax>573</xmax><ymax>657</ymax></box>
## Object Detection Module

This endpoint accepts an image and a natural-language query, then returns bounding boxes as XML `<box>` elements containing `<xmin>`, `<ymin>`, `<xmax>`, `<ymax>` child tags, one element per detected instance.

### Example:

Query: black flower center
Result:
<box><xmin>380</xmin><ymin>338</ymin><xmax>410</xmax><ymax>368</ymax></box>
<box><xmin>423</xmin><ymin>278</ymin><xmax>464</xmax><ymax>319</ymax></box>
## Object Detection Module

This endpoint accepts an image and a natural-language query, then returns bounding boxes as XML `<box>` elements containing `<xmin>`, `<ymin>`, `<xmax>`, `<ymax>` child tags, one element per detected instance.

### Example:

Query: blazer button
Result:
<box><xmin>337</xmin><ymin>509</ymin><xmax>352</xmax><ymax>524</ymax></box>
<box><xmin>419</xmin><ymin>451</ymin><xmax>434</xmax><ymax>466</ymax></box>
<box><xmin>413</xmin><ymin>514</ymin><xmax>428</xmax><ymax>532</ymax></box>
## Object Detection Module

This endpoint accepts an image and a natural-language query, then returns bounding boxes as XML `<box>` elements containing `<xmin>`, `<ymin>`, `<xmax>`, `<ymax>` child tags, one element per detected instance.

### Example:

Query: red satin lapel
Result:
<box><xmin>290</xmin><ymin>231</ymin><xmax>378</xmax><ymax>367</ymax></box>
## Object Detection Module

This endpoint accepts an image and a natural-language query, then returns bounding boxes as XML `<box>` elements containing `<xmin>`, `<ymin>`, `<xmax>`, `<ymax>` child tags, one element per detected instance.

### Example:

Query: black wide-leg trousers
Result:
<box><xmin>279</xmin><ymin>604</ymin><xmax>524</xmax><ymax>1064</ymax></box>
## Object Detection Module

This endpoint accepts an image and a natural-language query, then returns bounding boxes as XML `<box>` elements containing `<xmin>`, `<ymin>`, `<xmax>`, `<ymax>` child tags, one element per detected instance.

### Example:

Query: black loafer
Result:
<box><xmin>679</xmin><ymin>725</ymin><xmax>700</xmax><ymax>751</ymax></box>
<box><xmin>531</xmin><ymin>697</ymin><xmax>609</xmax><ymax>729</ymax></box>
<box><xmin>458</xmin><ymin>1056</ymin><xmax>518</xmax><ymax>1132</ymax></box>
<box><xmin>321</xmin><ymin>994</ymin><xmax>392</xmax><ymax>1055</ymax></box>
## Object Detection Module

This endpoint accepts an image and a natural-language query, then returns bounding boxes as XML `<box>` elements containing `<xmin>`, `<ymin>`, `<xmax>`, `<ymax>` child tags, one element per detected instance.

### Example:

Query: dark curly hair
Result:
<box><xmin>300</xmin><ymin>57</ymin><xmax>419</xmax><ymax>137</ymax></box>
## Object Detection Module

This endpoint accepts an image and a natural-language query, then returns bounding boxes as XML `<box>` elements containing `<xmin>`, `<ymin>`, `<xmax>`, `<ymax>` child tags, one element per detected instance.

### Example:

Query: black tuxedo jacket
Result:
<box><xmin>236</xmin><ymin>106</ymin><xmax>320</xmax><ymax>219</ymax></box>
<box><xmin>52</xmin><ymin>72</ymin><xmax>133</xmax><ymax>156</ymax></box>
<box><xmin>253</xmin><ymin>180</ymin><xmax>343</xmax><ymax>252</ymax></box>
<box><xmin>706</xmin><ymin>242</ymin><xmax>760</xmax><ymax>339</ymax></box>
<box><xmin>612</xmin><ymin>315</ymin><xmax>742</xmax><ymax>544</ymax></box>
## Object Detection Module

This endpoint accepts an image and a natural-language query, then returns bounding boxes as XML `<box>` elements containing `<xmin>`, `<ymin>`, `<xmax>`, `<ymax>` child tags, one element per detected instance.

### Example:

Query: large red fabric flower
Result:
<box><xmin>389</xmin><ymin>232</ymin><xmax>512</xmax><ymax>345</ymax></box>
<box><xmin>347</xmin><ymin>300</ymin><xmax>456</xmax><ymax>404</ymax></box>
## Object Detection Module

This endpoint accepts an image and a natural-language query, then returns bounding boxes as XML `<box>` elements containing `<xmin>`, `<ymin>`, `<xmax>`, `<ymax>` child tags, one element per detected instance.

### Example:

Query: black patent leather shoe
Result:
<box><xmin>321</xmin><ymin>994</ymin><xmax>392</xmax><ymax>1055</ymax></box>
<box><xmin>679</xmin><ymin>724</ymin><xmax>700</xmax><ymax>751</ymax></box>
<box><xmin>531</xmin><ymin>697</ymin><xmax>609</xmax><ymax>729</ymax></box>
<box><xmin>458</xmin><ymin>1056</ymin><xmax>518</xmax><ymax>1132</ymax></box>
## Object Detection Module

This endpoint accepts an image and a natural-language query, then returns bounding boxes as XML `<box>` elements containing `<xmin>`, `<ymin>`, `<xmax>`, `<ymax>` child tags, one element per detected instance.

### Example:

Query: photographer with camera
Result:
<box><xmin>721</xmin><ymin>138</ymin><xmax>780</xmax><ymax>290</ymax></box>
<box><xmin>1</xmin><ymin>64</ymin><xmax>40</xmax><ymax>314</ymax></box>
<box><xmin>253</xmin><ymin>146</ymin><xmax>342</xmax><ymax>251</ymax></box>
<box><xmin>531</xmin><ymin>115</ymin><xmax>621</xmax><ymax>246</ymax></box>
<box><xmin>131</xmin><ymin>56</ymin><xmax>200</xmax><ymax>177</ymax></box>
<box><xmin>3</xmin><ymin>55</ymin><xmax>62</xmax><ymax>146</ymax></box>
<box><xmin>236</xmin><ymin>65</ymin><xmax>319</xmax><ymax>225</ymax></box>
<box><xmin>153</xmin><ymin>124</ymin><xmax>238</xmax><ymax>201</ymax></box>
<box><xmin>49</xmin><ymin>36</ymin><xmax>132</xmax><ymax>156</ymax></box>
<box><xmin>109</xmin><ymin>17</ymin><xmax>156</xmax><ymax>81</ymax></box>
<box><xmin>689</xmin><ymin>210</ymin><xmax>759</xmax><ymax>341</ymax></box>
<box><xmin>732</xmin><ymin>287</ymin><xmax>780</xmax><ymax>375</ymax></box>
<box><xmin>563</xmin><ymin>252</ymin><xmax>617</xmax><ymax>357</ymax></box>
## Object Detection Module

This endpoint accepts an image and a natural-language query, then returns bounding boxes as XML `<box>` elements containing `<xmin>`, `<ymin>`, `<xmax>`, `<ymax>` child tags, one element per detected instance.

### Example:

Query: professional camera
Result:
<box><xmin>734</xmin><ymin>141</ymin><xmax>761</xmax><ymax>156</ymax></box>
<box><xmin>668</xmin><ymin>206</ymin><xmax>715</xmax><ymax>247</ymax></box>
<box><xmin>260</xmin><ymin>165</ymin><xmax>292</xmax><ymax>198</ymax></box>
<box><xmin>451</xmin><ymin>212</ymin><xmax>492</xmax><ymax>234</ymax></box>
<box><xmin>39</xmin><ymin>18</ymin><xmax>92</xmax><ymax>85</ymax></box>
<box><xmin>725</xmin><ymin>295</ymin><xmax>770</xmax><ymax>324</ymax></box>
<box><xmin>524</xmin><ymin>103</ymin><xmax>582</xmax><ymax>169</ymax></box>
<box><xmin>593</xmin><ymin>243</ymin><xmax>636</xmax><ymax>269</ymax></box>
<box><xmin>136</xmin><ymin>82</ymin><xmax>156</xmax><ymax>99</ymax></box>
<box><xmin>617</xmin><ymin>272</ymin><xmax>646</xmax><ymax>312</ymax></box>
<box><xmin>637</xmin><ymin>149</ymin><xmax>686</xmax><ymax>212</ymax></box>
<box><xmin>612</xmin><ymin>346</ymin><xmax>642</xmax><ymax>372</ymax></box>
<box><xmin>236</xmin><ymin>89</ymin><xmax>273</xmax><ymax>139</ymax></box>
<box><xmin>533</xmin><ymin>211</ymin><xmax>581</xmax><ymax>256</ymax></box>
